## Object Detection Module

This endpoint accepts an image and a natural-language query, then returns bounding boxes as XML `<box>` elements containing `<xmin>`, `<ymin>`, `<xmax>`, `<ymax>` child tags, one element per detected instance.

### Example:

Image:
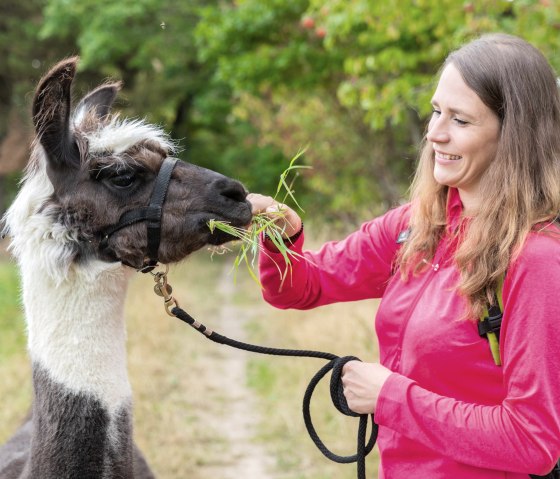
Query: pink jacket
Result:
<box><xmin>258</xmin><ymin>188</ymin><xmax>560</xmax><ymax>478</ymax></box>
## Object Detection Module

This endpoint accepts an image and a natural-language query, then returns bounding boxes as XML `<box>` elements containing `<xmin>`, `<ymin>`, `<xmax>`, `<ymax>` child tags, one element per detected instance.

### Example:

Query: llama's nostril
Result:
<box><xmin>220</xmin><ymin>181</ymin><xmax>247</xmax><ymax>203</ymax></box>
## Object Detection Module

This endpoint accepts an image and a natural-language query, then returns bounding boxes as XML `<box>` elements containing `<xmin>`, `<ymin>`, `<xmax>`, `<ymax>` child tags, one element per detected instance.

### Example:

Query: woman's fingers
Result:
<box><xmin>247</xmin><ymin>193</ymin><xmax>302</xmax><ymax>238</ymax></box>
<box><xmin>247</xmin><ymin>193</ymin><xmax>275</xmax><ymax>215</ymax></box>
<box><xmin>341</xmin><ymin>361</ymin><xmax>393</xmax><ymax>414</ymax></box>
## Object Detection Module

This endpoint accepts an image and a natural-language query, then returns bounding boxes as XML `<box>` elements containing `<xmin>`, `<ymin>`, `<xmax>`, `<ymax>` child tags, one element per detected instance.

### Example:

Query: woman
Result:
<box><xmin>248</xmin><ymin>34</ymin><xmax>560</xmax><ymax>478</ymax></box>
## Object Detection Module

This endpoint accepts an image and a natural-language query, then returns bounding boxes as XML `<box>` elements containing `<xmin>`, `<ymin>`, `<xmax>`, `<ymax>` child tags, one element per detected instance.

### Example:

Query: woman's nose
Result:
<box><xmin>426</xmin><ymin>116</ymin><xmax>450</xmax><ymax>144</ymax></box>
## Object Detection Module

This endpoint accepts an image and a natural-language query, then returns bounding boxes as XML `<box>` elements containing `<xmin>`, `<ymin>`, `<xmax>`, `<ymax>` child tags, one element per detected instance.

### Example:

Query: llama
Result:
<box><xmin>0</xmin><ymin>57</ymin><xmax>252</xmax><ymax>478</ymax></box>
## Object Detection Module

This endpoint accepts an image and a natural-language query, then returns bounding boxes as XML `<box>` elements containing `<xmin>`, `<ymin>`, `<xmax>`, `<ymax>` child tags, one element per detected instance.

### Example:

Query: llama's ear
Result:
<box><xmin>74</xmin><ymin>82</ymin><xmax>122</xmax><ymax>125</ymax></box>
<box><xmin>32</xmin><ymin>57</ymin><xmax>80</xmax><ymax>168</ymax></box>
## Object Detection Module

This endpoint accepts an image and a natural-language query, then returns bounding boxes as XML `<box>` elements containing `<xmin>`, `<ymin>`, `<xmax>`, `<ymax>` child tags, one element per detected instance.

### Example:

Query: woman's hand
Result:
<box><xmin>342</xmin><ymin>361</ymin><xmax>393</xmax><ymax>414</ymax></box>
<box><xmin>247</xmin><ymin>193</ymin><xmax>302</xmax><ymax>238</ymax></box>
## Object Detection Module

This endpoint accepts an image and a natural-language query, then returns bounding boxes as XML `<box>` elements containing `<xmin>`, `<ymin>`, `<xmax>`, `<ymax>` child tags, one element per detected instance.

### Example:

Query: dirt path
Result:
<box><xmin>126</xmin><ymin>256</ymin><xmax>282</xmax><ymax>478</ymax></box>
<box><xmin>194</xmin><ymin>264</ymin><xmax>277</xmax><ymax>479</ymax></box>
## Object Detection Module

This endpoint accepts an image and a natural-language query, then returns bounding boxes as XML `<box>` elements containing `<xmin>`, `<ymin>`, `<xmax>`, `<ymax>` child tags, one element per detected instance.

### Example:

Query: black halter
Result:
<box><xmin>99</xmin><ymin>157</ymin><xmax>178</xmax><ymax>272</ymax></box>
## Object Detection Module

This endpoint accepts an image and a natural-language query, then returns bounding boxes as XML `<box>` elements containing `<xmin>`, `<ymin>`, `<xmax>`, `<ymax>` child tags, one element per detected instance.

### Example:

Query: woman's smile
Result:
<box><xmin>434</xmin><ymin>151</ymin><xmax>463</xmax><ymax>163</ymax></box>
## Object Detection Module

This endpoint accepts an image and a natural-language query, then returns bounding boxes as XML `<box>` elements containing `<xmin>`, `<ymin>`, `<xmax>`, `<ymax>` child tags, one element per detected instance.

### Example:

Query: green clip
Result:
<box><xmin>480</xmin><ymin>275</ymin><xmax>504</xmax><ymax>367</ymax></box>
<box><xmin>486</xmin><ymin>331</ymin><xmax>502</xmax><ymax>366</ymax></box>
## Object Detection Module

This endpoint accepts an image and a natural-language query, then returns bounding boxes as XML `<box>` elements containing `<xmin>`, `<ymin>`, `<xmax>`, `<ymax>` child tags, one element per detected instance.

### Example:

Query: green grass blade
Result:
<box><xmin>206</xmin><ymin>148</ymin><xmax>310</xmax><ymax>285</ymax></box>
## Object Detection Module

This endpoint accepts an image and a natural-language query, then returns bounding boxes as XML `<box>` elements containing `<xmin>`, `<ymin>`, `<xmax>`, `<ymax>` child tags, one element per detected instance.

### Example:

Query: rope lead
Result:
<box><xmin>170</xmin><ymin>305</ymin><xmax>378</xmax><ymax>479</ymax></box>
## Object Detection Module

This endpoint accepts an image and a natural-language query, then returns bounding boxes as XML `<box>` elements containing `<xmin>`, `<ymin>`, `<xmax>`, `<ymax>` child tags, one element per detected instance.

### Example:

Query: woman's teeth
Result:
<box><xmin>437</xmin><ymin>152</ymin><xmax>462</xmax><ymax>160</ymax></box>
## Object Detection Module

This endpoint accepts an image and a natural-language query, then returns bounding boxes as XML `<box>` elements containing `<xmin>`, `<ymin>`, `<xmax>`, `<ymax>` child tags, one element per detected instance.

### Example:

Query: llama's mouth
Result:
<box><xmin>204</xmin><ymin>206</ymin><xmax>252</xmax><ymax>246</ymax></box>
<box><xmin>206</xmin><ymin>229</ymin><xmax>241</xmax><ymax>245</ymax></box>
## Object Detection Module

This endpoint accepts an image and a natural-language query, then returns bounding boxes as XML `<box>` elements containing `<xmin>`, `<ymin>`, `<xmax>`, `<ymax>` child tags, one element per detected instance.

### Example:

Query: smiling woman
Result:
<box><xmin>429</xmin><ymin>64</ymin><xmax>501</xmax><ymax>213</ymax></box>
<box><xmin>247</xmin><ymin>33</ymin><xmax>560</xmax><ymax>479</ymax></box>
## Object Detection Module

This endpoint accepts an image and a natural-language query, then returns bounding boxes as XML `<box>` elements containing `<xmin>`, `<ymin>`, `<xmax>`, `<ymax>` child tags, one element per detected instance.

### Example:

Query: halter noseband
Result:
<box><xmin>99</xmin><ymin>157</ymin><xmax>178</xmax><ymax>272</ymax></box>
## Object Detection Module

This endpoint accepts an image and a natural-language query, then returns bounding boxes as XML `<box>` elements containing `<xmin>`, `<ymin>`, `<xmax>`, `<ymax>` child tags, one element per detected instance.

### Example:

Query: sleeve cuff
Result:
<box><xmin>375</xmin><ymin>372</ymin><xmax>415</xmax><ymax>427</ymax></box>
<box><xmin>261</xmin><ymin>225</ymin><xmax>305</xmax><ymax>253</ymax></box>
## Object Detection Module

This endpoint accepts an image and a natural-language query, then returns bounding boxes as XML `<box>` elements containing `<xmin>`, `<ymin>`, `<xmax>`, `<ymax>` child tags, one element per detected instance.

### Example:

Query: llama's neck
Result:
<box><xmin>3</xmin><ymin>159</ymin><xmax>141</xmax><ymax>476</ymax></box>
<box><xmin>22</xmin><ymin>260</ymin><xmax>132</xmax><ymax>406</ymax></box>
<box><xmin>21</xmin><ymin>258</ymin><xmax>136</xmax><ymax>477</ymax></box>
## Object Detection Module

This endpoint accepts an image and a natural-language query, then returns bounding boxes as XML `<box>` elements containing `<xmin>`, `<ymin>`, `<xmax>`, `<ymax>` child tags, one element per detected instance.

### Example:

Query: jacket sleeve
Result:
<box><xmin>258</xmin><ymin>204</ymin><xmax>411</xmax><ymax>310</ymax></box>
<box><xmin>375</xmin><ymin>232</ymin><xmax>560</xmax><ymax>475</ymax></box>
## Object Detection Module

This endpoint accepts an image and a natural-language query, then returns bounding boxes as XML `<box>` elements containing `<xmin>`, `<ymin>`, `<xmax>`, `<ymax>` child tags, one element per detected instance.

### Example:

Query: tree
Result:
<box><xmin>194</xmin><ymin>0</ymin><xmax>560</xmax><ymax>225</ymax></box>
<box><xmin>5</xmin><ymin>0</ymin><xmax>560</xmax><ymax>225</ymax></box>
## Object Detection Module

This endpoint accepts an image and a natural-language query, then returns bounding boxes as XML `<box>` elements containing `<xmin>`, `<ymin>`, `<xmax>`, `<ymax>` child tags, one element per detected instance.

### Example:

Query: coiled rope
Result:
<box><xmin>170</xmin><ymin>305</ymin><xmax>378</xmax><ymax>479</ymax></box>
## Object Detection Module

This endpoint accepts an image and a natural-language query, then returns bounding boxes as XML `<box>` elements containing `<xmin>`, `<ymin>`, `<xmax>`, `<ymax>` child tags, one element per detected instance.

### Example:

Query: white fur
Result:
<box><xmin>23</xmin><ymin>259</ymin><xmax>133</xmax><ymax>413</ymax></box>
<box><xmin>5</xmin><ymin>155</ymin><xmax>79</xmax><ymax>284</ymax></box>
<box><xmin>84</xmin><ymin>116</ymin><xmax>176</xmax><ymax>155</ymax></box>
<box><xmin>71</xmin><ymin>103</ymin><xmax>89</xmax><ymax>127</ymax></box>
<box><xmin>4</xmin><ymin>147</ymin><xmax>135</xmax><ymax>414</ymax></box>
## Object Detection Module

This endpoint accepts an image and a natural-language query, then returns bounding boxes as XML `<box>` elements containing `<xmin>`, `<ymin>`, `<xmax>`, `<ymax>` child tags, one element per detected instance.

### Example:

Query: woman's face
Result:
<box><xmin>428</xmin><ymin>63</ymin><xmax>501</xmax><ymax>213</ymax></box>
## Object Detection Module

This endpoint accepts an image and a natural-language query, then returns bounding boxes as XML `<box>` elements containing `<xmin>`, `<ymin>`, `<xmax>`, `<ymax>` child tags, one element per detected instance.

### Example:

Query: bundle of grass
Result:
<box><xmin>208</xmin><ymin>149</ymin><xmax>310</xmax><ymax>286</ymax></box>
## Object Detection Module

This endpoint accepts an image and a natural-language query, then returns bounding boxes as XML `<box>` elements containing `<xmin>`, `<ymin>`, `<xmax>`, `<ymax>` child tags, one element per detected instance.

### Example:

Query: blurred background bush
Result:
<box><xmin>2</xmin><ymin>0</ymin><xmax>559</xmax><ymax>229</ymax></box>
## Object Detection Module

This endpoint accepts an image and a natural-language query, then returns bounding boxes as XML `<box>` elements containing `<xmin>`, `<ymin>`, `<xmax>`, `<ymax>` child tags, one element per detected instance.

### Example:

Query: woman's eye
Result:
<box><xmin>109</xmin><ymin>174</ymin><xmax>136</xmax><ymax>189</ymax></box>
<box><xmin>431</xmin><ymin>108</ymin><xmax>441</xmax><ymax>116</ymax></box>
<box><xmin>454</xmin><ymin>118</ymin><xmax>468</xmax><ymax>126</ymax></box>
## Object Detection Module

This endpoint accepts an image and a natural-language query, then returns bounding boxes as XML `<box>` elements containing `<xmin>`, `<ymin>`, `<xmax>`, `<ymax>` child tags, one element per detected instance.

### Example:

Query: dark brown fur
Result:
<box><xmin>30</xmin><ymin>57</ymin><xmax>251</xmax><ymax>270</ymax></box>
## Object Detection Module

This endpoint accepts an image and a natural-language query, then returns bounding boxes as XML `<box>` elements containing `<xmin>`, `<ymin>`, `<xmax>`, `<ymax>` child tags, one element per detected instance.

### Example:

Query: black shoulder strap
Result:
<box><xmin>530</xmin><ymin>459</ymin><xmax>560</xmax><ymax>478</ymax></box>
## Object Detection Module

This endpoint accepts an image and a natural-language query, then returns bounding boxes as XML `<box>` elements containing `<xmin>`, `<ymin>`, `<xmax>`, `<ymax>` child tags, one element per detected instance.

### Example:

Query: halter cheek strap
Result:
<box><xmin>99</xmin><ymin>157</ymin><xmax>178</xmax><ymax>272</ymax></box>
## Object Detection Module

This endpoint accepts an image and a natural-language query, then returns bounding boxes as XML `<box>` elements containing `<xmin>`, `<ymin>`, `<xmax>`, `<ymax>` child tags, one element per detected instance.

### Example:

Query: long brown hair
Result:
<box><xmin>398</xmin><ymin>33</ymin><xmax>560</xmax><ymax>319</ymax></box>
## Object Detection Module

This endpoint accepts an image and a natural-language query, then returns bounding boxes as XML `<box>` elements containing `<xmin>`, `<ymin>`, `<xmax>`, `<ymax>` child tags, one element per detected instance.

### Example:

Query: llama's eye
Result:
<box><xmin>109</xmin><ymin>173</ymin><xmax>136</xmax><ymax>189</ymax></box>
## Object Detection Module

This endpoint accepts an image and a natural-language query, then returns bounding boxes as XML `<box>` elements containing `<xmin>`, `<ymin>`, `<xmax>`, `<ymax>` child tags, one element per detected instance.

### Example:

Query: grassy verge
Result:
<box><xmin>0</xmin><ymin>259</ymin><xmax>25</xmax><ymax>358</ymax></box>
<box><xmin>0</xmin><ymin>258</ymin><xmax>32</xmax><ymax>443</ymax></box>
<box><xmin>127</xmin><ymin>254</ymin><xmax>231</xmax><ymax>478</ymax></box>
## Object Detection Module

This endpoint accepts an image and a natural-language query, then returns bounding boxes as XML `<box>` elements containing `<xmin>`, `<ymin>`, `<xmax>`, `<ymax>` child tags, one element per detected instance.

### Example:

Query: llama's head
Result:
<box><xmin>3</xmin><ymin>57</ymin><xmax>252</xmax><ymax>277</ymax></box>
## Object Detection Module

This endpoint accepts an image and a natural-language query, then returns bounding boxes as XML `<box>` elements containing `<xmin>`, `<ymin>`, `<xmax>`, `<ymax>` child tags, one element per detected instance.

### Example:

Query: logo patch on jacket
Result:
<box><xmin>397</xmin><ymin>228</ymin><xmax>411</xmax><ymax>244</ymax></box>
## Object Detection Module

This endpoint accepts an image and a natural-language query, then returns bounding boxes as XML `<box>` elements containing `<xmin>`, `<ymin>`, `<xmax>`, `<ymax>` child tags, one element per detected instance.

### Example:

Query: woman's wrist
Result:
<box><xmin>283</xmin><ymin>222</ymin><xmax>303</xmax><ymax>243</ymax></box>
<box><xmin>263</xmin><ymin>223</ymin><xmax>303</xmax><ymax>251</ymax></box>
<box><xmin>264</xmin><ymin>222</ymin><xmax>303</xmax><ymax>246</ymax></box>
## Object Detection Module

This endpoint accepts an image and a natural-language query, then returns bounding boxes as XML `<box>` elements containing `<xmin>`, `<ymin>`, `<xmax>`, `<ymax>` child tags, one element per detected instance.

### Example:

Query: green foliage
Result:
<box><xmin>4</xmin><ymin>0</ymin><xmax>560</xmax><ymax>227</ymax></box>
<box><xmin>41</xmin><ymin>0</ymin><xmax>204</xmax><ymax>122</ymax></box>
<box><xmin>308</xmin><ymin>0</ymin><xmax>532</xmax><ymax>129</ymax></box>
<box><xmin>196</xmin><ymin>0</ymin><xmax>342</xmax><ymax>92</ymax></box>
<box><xmin>0</xmin><ymin>0</ymin><xmax>65</xmax><ymax>121</ymax></box>
<box><xmin>196</xmin><ymin>0</ymin><xmax>515</xmax><ymax>130</ymax></box>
